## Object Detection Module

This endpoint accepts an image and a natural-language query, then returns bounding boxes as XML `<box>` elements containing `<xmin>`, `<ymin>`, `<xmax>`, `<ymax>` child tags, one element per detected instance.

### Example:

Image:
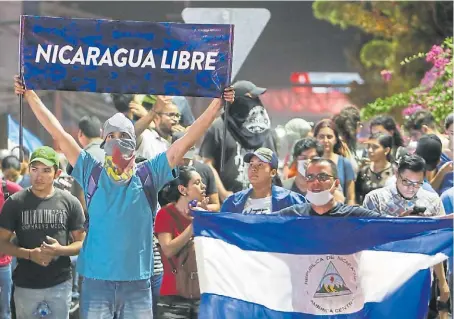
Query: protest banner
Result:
<box><xmin>19</xmin><ymin>15</ymin><xmax>233</xmax><ymax>97</ymax></box>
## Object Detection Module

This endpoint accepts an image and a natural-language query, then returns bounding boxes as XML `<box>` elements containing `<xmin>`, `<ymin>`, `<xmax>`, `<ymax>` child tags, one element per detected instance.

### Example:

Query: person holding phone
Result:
<box><xmin>364</xmin><ymin>154</ymin><xmax>450</xmax><ymax>319</ymax></box>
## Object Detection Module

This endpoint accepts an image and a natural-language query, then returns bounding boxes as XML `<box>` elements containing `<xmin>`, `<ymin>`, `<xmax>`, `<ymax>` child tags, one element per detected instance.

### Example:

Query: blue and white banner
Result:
<box><xmin>20</xmin><ymin>15</ymin><xmax>233</xmax><ymax>97</ymax></box>
<box><xmin>193</xmin><ymin>213</ymin><xmax>453</xmax><ymax>319</ymax></box>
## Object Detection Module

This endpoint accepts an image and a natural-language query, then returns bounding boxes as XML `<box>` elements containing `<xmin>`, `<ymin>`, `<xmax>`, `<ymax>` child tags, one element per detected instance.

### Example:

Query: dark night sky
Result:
<box><xmin>68</xmin><ymin>1</ymin><xmax>361</xmax><ymax>89</ymax></box>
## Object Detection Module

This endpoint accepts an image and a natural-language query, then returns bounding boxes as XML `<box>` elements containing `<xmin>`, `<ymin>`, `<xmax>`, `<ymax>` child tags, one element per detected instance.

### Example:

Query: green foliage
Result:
<box><xmin>400</xmin><ymin>52</ymin><xmax>426</xmax><ymax>65</ymax></box>
<box><xmin>360</xmin><ymin>40</ymin><xmax>395</xmax><ymax>68</ymax></box>
<box><xmin>360</xmin><ymin>91</ymin><xmax>413</xmax><ymax>120</ymax></box>
<box><xmin>362</xmin><ymin>37</ymin><xmax>453</xmax><ymax>124</ymax></box>
<box><xmin>312</xmin><ymin>1</ymin><xmax>453</xmax><ymax>120</ymax></box>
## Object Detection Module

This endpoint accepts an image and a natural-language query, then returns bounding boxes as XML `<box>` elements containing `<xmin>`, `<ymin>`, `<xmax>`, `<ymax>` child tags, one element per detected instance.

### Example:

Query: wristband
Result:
<box><xmin>437</xmin><ymin>300</ymin><xmax>450</xmax><ymax>312</ymax></box>
<box><xmin>28</xmin><ymin>250</ymin><xmax>31</xmax><ymax>260</ymax></box>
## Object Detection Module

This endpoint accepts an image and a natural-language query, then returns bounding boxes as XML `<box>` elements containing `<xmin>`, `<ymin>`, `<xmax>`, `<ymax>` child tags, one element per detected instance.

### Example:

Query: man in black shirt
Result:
<box><xmin>199</xmin><ymin>80</ymin><xmax>277</xmax><ymax>200</ymax></box>
<box><xmin>0</xmin><ymin>146</ymin><xmax>85</xmax><ymax>319</ymax></box>
<box><xmin>279</xmin><ymin>158</ymin><xmax>381</xmax><ymax>218</ymax></box>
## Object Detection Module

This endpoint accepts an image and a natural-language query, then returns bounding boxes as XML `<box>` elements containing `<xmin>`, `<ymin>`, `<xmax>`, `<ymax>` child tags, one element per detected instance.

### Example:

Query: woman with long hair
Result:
<box><xmin>355</xmin><ymin>133</ymin><xmax>394</xmax><ymax>204</ymax></box>
<box><xmin>313</xmin><ymin>119</ymin><xmax>356</xmax><ymax>205</ymax></box>
<box><xmin>369</xmin><ymin>115</ymin><xmax>406</xmax><ymax>160</ymax></box>
<box><xmin>333</xmin><ymin>106</ymin><xmax>362</xmax><ymax>173</ymax></box>
<box><xmin>154</xmin><ymin>166</ymin><xmax>207</xmax><ymax>319</ymax></box>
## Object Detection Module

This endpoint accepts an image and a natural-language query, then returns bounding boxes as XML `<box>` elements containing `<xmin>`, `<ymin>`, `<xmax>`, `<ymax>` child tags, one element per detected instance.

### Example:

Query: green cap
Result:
<box><xmin>30</xmin><ymin>146</ymin><xmax>60</xmax><ymax>168</ymax></box>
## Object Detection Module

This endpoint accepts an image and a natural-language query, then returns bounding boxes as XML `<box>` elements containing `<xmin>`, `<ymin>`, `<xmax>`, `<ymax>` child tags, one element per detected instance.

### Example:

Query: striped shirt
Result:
<box><xmin>153</xmin><ymin>235</ymin><xmax>163</xmax><ymax>274</ymax></box>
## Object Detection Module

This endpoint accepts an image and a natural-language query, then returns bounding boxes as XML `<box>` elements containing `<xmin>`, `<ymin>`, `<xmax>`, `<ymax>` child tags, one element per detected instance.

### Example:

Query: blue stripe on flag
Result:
<box><xmin>199</xmin><ymin>293</ymin><xmax>366</xmax><ymax>319</ymax></box>
<box><xmin>193</xmin><ymin>212</ymin><xmax>453</xmax><ymax>256</ymax></box>
<box><xmin>361</xmin><ymin>269</ymin><xmax>432</xmax><ymax>319</ymax></box>
<box><xmin>199</xmin><ymin>269</ymin><xmax>431</xmax><ymax>319</ymax></box>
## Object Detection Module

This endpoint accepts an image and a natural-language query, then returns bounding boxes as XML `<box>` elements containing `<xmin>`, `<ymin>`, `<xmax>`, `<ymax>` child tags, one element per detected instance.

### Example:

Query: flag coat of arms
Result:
<box><xmin>193</xmin><ymin>212</ymin><xmax>453</xmax><ymax>319</ymax></box>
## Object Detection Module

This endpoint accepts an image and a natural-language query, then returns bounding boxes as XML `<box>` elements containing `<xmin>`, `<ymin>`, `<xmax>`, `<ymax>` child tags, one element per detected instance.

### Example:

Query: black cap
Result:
<box><xmin>232</xmin><ymin>80</ymin><xmax>266</xmax><ymax>97</ymax></box>
<box><xmin>415</xmin><ymin>134</ymin><xmax>442</xmax><ymax>171</ymax></box>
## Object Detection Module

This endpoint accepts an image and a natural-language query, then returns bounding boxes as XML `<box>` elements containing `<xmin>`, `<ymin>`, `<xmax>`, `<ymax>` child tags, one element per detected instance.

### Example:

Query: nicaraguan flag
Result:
<box><xmin>193</xmin><ymin>213</ymin><xmax>453</xmax><ymax>319</ymax></box>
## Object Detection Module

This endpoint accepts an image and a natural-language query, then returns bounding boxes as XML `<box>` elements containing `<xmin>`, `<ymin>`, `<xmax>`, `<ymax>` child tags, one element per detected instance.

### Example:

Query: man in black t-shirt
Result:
<box><xmin>278</xmin><ymin>158</ymin><xmax>381</xmax><ymax>218</ymax></box>
<box><xmin>199</xmin><ymin>80</ymin><xmax>277</xmax><ymax>200</ymax></box>
<box><xmin>0</xmin><ymin>146</ymin><xmax>85</xmax><ymax>319</ymax></box>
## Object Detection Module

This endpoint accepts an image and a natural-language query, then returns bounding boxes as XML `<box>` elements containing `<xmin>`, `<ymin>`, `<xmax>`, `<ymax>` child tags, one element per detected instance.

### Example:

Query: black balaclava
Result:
<box><xmin>223</xmin><ymin>96</ymin><xmax>271</xmax><ymax>150</ymax></box>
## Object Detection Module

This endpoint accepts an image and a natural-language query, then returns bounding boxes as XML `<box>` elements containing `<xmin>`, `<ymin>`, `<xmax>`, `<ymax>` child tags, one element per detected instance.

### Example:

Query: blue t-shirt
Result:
<box><xmin>441</xmin><ymin>187</ymin><xmax>454</xmax><ymax>215</ymax></box>
<box><xmin>337</xmin><ymin>156</ymin><xmax>355</xmax><ymax>196</ymax></box>
<box><xmin>71</xmin><ymin>150</ymin><xmax>175</xmax><ymax>281</ymax></box>
<box><xmin>440</xmin><ymin>187</ymin><xmax>453</xmax><ymax>275</ymax></box>
<box><xmin>437</xmin><ymin>153</ymin><xmax>453</xmax><ymax>195</ymax></box>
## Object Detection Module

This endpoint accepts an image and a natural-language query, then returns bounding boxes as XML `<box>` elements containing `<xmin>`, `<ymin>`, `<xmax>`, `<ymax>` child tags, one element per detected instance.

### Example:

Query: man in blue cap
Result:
<box><xmin>221</xmin><ymin>147</ymin><xmax>306</xmax><ymax>214</ymax></box>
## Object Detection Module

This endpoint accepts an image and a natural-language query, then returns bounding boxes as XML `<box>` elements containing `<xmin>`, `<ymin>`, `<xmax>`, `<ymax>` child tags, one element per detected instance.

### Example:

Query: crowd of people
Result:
<box><xmin>0</xmin><ymin>76</ymin><xmax>450</xmax><ymax>319</ymax></box>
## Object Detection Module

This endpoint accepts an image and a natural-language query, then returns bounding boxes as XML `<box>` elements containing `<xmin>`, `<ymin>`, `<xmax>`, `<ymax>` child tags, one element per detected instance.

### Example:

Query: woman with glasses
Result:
<box><xmin>313</xmin><ymin>119</ymin><xmax>356</xmax><ymax>205</ymax></box>
<box><xmin>355</xmin><ymin>133</ymin><xmax>394</xmax><ymax>204</ymax></box>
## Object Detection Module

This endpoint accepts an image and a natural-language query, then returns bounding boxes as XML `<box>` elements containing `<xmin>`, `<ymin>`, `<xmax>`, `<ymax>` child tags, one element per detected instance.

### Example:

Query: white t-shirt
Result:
<box><xmin>136</xmin><ymin>129</ymin><xmax>170</xmax><ymax>160</ymax></box>
<box><xmin>242</xmin><ymin>196</ymin><xmax>272</xmax><ymax>215</ymax></box>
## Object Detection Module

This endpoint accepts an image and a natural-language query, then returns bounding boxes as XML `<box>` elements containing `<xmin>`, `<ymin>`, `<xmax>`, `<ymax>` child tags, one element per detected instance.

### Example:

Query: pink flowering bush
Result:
<box><xmin>362</xmin><ymin>37</ymin><xmax>453</xmax><ymax>123</ymax></box>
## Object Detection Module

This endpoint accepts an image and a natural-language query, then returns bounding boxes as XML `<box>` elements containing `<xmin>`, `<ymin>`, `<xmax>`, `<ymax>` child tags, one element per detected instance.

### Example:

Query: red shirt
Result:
<box><xmin>154</xmin><ymin>203</ymin><xmax>192</xmax><ymax>296</ymax></box>
<box><xmin>0</xmin><ymin>180</ymin><xmax>22</xmax><ymax>266</ymax></box>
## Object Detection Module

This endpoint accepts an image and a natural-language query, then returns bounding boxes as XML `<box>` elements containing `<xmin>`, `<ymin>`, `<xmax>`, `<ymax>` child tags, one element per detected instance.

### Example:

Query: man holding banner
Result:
<box><xmin>16</xmin><ymin>14</ymin><xmax>235</xmax><ymax>319</ymax></box>
<box><xmin>14</xmin><ymin>79</ymin><xmax>233</xmax><ymax>318</ymax></box>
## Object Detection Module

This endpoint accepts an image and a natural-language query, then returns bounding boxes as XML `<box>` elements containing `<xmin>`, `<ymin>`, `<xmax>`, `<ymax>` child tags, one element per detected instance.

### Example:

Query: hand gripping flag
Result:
<box><xmin>193</xmin><ymin>213</ymin><xmax>453</xmax><ymax>319</ymax></box>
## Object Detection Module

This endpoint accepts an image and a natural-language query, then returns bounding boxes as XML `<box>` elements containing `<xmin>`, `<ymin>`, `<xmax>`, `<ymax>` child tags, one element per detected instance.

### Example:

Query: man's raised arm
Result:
<box><xmin>166</xmin><ymin>88</ymin><xmax>234</xmax><ymax>169</ymax></box>
<box><xmin>14</xmin><ymin>76</ymin><xmax>81</xmax><ymax>167</ymax></box>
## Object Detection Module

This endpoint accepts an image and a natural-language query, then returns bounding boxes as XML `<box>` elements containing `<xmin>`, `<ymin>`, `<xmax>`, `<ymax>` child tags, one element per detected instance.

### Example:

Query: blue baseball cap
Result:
<box><xmin>244</xmin><ymin>147</ymin><xmax>278</xmax><ymax>169</ymax></box>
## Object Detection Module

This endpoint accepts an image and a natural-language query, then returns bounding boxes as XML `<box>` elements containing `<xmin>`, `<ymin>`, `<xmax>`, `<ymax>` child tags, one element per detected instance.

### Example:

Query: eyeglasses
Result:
<box><xmin>305</xmin><ymin>173</ymin><xmax>335</xmax><ymax>182</ymax></box>
<box><xmin>158</xmin><ymin>112</ymin><xmax>181</xmax><ymax>119</ymax></box>
<box><xmin>398</xmin><ymin>174</ymin><xmax>424</xmax><ymax>188</ymax></box>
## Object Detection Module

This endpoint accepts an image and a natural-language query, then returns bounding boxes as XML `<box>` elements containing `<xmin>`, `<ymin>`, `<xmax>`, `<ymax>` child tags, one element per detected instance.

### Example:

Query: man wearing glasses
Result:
<box><xmin>364</xmin><ymin>154</ymin><xmax>445</xmax><ymax>217</ymax></box>
<box><xmin>363</xmin><ymin>154</ymin><xmax>450</xmax><ymax>319</ymax></box>
<box><xmin>278</xmin><ymin>157</ymin><xmax>380</xmax><ymax>217</ymax></box>
<box><xmin>135</xmin><ymin>97</ymin><xmax>181</xmax><ymax>160</ymax></box>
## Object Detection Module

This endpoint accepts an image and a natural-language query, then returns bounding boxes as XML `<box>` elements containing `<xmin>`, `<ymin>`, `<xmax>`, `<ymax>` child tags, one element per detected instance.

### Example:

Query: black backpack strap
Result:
<box><xmin>137</xmin><ymin>163</ymin><xmax>157</xmax><ymax>218</ymax></box>
<box><xmin>84</xmin><ymin>164</ymin><xmax>103</xmax><ymax>232</ymax></box>
<box><xmin>165</xmin><ymin>205</ymin><xmax>190</xmax><ymax>273</ymax></box>
<box><xmin>2</xmin><ymin>180</ymin><xmax>9</xmax><ymax>201</ymax></box>
<box><xmin>86</xmin><ymin>164</ymin><xmax>103</xmax><ymax>209</ymax></box>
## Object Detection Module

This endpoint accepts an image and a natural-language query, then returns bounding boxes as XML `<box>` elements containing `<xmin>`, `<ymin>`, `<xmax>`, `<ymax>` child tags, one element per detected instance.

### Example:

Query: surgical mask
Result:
<box><xmin>297</xmin><ymin>160</ymin><xmax>308</xmax><ymax>176</ymax></box>
<box><xmin>306</xmin><ymin>189</ymin><xmax>334</xmax><ymax>206</ymax></box>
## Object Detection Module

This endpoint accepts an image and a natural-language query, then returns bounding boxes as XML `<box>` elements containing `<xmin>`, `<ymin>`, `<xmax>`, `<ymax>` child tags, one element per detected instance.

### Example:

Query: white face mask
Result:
<box><xmin>297</xmin><ymin>160</ymin><xmax>308</xmax><ymax>176</ymax></box>
<box><xmin>306</xmin><ymin>190</ymin><xmax>333</xmax><ymax>206</ymax></box>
